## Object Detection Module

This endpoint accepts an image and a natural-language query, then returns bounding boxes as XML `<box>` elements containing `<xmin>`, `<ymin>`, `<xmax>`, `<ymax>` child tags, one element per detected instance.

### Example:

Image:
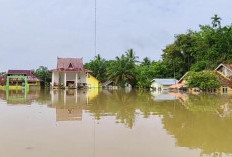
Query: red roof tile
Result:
<box><xmin>54</xmin><ymin>57</ymin><xmax>91</xmax><ymax>72</ymax></box>
<box><xmin>57</xmin><ymin>58</ymin><xmax>84</xmax><ymax>70</ymax></box>
<box><xmin>0</xmin><ymin>70</ymin><xmax>41</xmax><ymax>82</ymax></box>
<box><xmin>8</xmin><ymin>70</ymin><xmax>32</xmax><ymax>75</ymax></box>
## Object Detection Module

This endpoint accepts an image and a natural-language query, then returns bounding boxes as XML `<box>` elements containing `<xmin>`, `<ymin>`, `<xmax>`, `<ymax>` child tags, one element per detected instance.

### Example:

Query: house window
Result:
<box><xmin>223</xmin><ymin>87</ymin><xmax>228</xmax><ymax>94</ymax></box>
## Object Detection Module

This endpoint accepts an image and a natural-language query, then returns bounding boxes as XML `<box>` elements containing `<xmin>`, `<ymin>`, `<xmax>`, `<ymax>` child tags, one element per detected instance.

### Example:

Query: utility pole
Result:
<box><xmin>94</xmin><ymin>0</ymin><xmax>97</xmax><ymax>57</ymax></box>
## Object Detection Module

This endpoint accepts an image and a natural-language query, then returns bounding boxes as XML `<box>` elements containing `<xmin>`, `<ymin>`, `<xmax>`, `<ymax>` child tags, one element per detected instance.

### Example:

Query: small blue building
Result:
<box><xmin>151</xmin><ymin>79</ymin><xmax>178</xmax><ymax>91</ymax></box>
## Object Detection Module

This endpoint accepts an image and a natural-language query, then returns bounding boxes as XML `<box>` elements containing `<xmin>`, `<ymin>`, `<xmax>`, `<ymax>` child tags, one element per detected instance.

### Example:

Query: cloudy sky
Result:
<box><xmin>0</xmin><ymin>0</ymin><xmax>231</xmax><ymax>71</ymax></box>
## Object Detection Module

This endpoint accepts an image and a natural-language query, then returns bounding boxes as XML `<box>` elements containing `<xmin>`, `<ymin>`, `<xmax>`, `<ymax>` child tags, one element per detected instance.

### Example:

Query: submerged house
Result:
<box><xmin>151</xmin><ymin>79</ymin><xmax>178</xmax><ymax>91</ymax></box>
<box><xmin>169</xmin><ymin>72</ymin><xmax>188</xmax><ymax>91</ymax></box>
<box><xmin>169</xmin><ymin>64</ymin><xmax>232</xmax><ymax>93</ymax></box>
<box><xmin>51</xmin><ymin>57</ymin><xmax>101</xmax><ymax>89</ymax></box>
<box><xmin>0</xmin><ymin>70</ymin><xmax>41</xmax><ymax>90</ymax></box>
<box><xmin>215</xmin><ymin>64</ymin><xmax>232</xmax><ymax>94</ymax></box>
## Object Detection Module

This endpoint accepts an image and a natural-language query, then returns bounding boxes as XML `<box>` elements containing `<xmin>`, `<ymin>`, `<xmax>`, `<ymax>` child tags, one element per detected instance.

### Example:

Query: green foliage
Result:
<box><xmin>83</xmin><ymin>15</ymin><xmax>231</xmax><ymax>88</ymax></box>
<box><xmin>190</xmin><ymin>61</ymin><xmax>207</xmax><ymax>72</ymax></box>
<box><xmin>211</xmin><ymin>14</ymin><xmax>222</xmax><ymax>28</ymax></box>
<box><xmin>136</xmin><ymin>65</ymin><xmax>153</xmax><ymax>88</ymax></box>
<box><xmin>186</xmin><ymin>71</ymin><xmax>220</xmax><ymax>90</ymax></box>
<box><xmin>84</xmin><ymin>54</ymin><xmax>108</xmax><ymax>82</ymax></box>
<box><xmin>34</xmin><ymin>66</ymin><xmax>51</xmax><ymax>87</ymax></box>
<box><xmin>162</xmin><ymin>15</ymin><xmax>232</xmax><ymax>77</ymax></box>
<box><xmin>107</xmin><ymin>52</ymin><xmax>136</xmax><ymax>87</ymax></box>
<box><xmin>136</xmin><ymin>61</ymin><xmax>170</xmax><ymax>88</ymax></box>
<box><xmin>140</xmin><ymin>57</ymin><xmax>152</xmax><ymax>66</ymax></box>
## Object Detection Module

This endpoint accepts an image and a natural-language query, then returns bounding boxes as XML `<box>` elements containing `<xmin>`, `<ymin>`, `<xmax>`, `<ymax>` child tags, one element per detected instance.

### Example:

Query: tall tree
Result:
<box><xmin>84</xmin><ymin>54</ymin><xmax>107</xmax><ymax>82</ymax></box>
<box><xmin>34</xmin><ymin>66</ymin><xmax>51</xmax><ymax>87</ymax></box>
<box><xmin>140</xmin><ymin>57</ymin><xmax>152</xmax><ymax>66</ymax></box>
<box><xmin>211</xmin><ymin>14</ymin><xmax>222</xmax><ymax>28</ymax></box>
<box><xmin>125</xmin><ymin>49</ymin><xmax>138</xmax><ymax>63</ymax></box>
<box><xmin>107</xmin><ymin>54</ymin><xmax>136</xmax><ymax>87</ymax></box>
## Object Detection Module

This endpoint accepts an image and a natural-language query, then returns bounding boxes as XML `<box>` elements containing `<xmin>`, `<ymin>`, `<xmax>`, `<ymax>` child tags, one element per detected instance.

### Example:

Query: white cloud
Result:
<box><xmin>0</xmin><ymin>0</ymin><xmax>231</xmax><ymax>71</ymax></box>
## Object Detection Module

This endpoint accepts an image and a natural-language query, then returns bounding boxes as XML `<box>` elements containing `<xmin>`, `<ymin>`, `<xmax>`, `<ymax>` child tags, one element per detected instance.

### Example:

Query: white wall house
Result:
<box><xmin>151</xmin><ymin>79</ymin><xmax>178</xmax><ymax>91</ymax></box>
<box><xmin>51</xmin><ymin>58</ymin><xmax>91</xmax><ymax>88</ymax></box>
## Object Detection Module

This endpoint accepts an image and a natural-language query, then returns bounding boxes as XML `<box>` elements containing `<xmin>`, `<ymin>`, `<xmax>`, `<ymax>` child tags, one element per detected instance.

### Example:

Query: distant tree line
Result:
<box><xmin>1</xmin><ymin>15</ymin><xmax>229</xmax><ymax>89</ymax></box>
<box><xmin>85</xmin><ymin>14</ymin><xmax>231</xmax><ymax>89</ymax></box>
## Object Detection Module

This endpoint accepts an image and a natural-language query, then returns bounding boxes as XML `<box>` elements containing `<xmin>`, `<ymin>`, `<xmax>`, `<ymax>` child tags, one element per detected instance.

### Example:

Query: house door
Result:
<box><xmin>67</xmin><ymin>81</ymin><xmax>75</xmax><ymax>88</ymax></box>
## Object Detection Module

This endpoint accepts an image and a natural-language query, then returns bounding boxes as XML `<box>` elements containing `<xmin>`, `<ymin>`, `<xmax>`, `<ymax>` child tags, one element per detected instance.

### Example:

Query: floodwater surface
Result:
<box><xmin>0</xmin><ymin>89</ymin><xmax>232</xmax><ymax>157</ymax></box>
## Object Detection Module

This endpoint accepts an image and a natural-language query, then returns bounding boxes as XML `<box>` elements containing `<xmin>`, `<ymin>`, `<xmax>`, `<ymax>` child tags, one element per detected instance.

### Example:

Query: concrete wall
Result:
<box><xmin>53</xmin><ymin>72</ymin><xmax>87</xmax><ymax>86</ymax></box>
<box><xmin>79</xmin><ymin>72</ymin><xmax>86</xmax><ymax>83</ymax></box>
<box><xmin>151</xmin><ymin>82</ymin><xmax>172</xmax><ymax>90</ymax></box>
<box><xmin>53</xmin><ymin>72</ymin><xmax>59</xmax><ymax>84</ymax></box>
<box><xmin>66</xmin><ymin>72</ymin><xmax>76</xmax><ymax>82</ymax></box>
<box><xmin>151</xmin><ymin>82</ymin><xmax>163</xmax><ymax>89</ymax></box>
<box><xmin>86</xmin><ymin>74</ymin><xmax>101</xmax><ymax>88</ymax></box>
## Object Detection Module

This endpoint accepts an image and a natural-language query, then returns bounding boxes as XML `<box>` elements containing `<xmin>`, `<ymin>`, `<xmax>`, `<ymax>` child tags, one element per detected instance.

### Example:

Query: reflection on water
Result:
<box><xmin>49</xmin><ymin>89</ymin><xmax>95</xmax><ymax>121</ymax></box>
<box><xmin>0</xmin><ymin>89</ymin><xmax>232</xmax><ymax>157</ymax></box>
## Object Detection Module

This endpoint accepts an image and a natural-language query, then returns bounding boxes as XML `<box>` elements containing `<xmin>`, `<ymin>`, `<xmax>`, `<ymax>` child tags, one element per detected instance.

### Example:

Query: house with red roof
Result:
<box><xmin>0</xmin><ymin>70</ymin><xmax>41</xmax><ymax>90</ymax></box>
<box><xmin>51</xmin><ymin>57</ymin><xmax>101</xmax><ymax>89</ymax></box>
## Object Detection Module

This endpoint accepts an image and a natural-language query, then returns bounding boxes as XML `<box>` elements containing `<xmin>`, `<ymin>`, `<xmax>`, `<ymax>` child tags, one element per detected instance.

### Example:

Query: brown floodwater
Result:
<box><xmin>0</xmin><ymin>89</ymin><xmax>232</xmax><ymax>157</ymax></box>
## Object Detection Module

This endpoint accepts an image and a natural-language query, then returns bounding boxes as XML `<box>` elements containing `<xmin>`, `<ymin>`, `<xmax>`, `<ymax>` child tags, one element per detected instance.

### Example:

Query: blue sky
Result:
<box><xmin>0</xmin><ymin>0</ymin><xmax>232</xmax><ymax>71</ymax></box>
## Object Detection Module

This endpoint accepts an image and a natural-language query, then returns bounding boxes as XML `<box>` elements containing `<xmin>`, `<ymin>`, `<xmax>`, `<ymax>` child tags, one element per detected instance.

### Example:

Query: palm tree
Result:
<box><xmin>84</xmin><ymin>54</ymin><xmax>107</xmax><ymax>82</ymax></box>
<box><xmin>107</xmin><ymin>55</ymin><xmax>136</xmax><ymax>86</ymax></box>
<box><xmin>125</xmin><ymin>49</ymin><xmax>138</xmax><ymax>63</ymax></box>
<box><xmin>211</xmin><ymin>14</ymin><xmax>222</xmax><ymax>28</ymax></box>
<box><xmin>141</xmin><ymin>57</ymin><xmax>151</xmax><ymax>66</ymax></box>
<box><xmin>95</xmin><ymin>54</ymin><xmax>102</xmax><ymax>61</ymax></box>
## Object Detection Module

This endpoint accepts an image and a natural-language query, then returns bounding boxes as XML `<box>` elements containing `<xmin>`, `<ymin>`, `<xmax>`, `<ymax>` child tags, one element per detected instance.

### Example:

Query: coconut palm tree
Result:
<box><xmin>107</xmin><ymin>55</ymin><xmax>136</xmax><ymax>86</ymax></box>
<box><xmin>84</xmin><ymin>54</ymin><xmax>107</xmax><ymax>82</ymax></box>
<box><xmin>125</xmin><ymin>49</ymin><xmax>138</xmax><ymax>63</ymax></box>
<box><xmin>141</xmin><ymin>57</ymin><xmax>152</xmax><ymax>66</ymax></box>
<box><xmin>211</xmin><ymin>14</ymin><xmax>222</xmax><ymax>28</ymax></box>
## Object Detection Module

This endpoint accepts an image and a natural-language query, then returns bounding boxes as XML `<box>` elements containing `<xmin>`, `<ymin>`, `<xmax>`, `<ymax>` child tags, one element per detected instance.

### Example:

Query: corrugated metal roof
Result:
<box><xmin>152</xmin><ymin>79</ymin><xmax>178</xmax><ymax>85</ymax></box>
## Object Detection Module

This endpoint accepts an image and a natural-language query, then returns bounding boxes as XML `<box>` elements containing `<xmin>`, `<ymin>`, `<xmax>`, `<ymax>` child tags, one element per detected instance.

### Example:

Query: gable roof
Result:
<box><xmin>57</xmin><ymin>58</ymin><xmax>84</xmax><ymax>70</ymax></box>
<box><xmin>8</xmin><ymin>70</ymin><xmax>32</xmax><ymax>75</ymax></box>
<box><xmin>151</xmin><ymin>79</ymin><xmax>178</xmax><ymax>85</ymax></box>
<box><xmin>216</xmin><ymin>71</ymin><xmax>232</xmax><ymax>86</ymax></box>
<box><xmin>215</xmin><ymin>63</ymin><xmax>232</xmax><ymax>73</ymax></box>
<box><xmin>102</xmin><ymin>81</ymin><xmax>113</xmax><ymax>87</ymax></box>
<box><xmin>0</xmin><ymin>70</ymin><xmax>41</xmax><ymax>82</ymax></box>
<box><xmin>178</xmin><ymin>72</ymin><xmax>189</xmax><ymax>83</ymax></box>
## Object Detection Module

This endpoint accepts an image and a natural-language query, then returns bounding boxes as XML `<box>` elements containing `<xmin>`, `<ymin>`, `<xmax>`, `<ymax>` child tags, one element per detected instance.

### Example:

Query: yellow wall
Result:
<box><xmin>86</xmin><ymin>74</ymin><xmax>102</xmax><ymax>88</ymax></box>
<box><xmin>0</xmin><ymin>81</ymin><xmax>40</xmax><ymax>91</ymax></box>
<box><xmin>219</xmin><ymin>86</ymin><xmax>232</xmax><ymax>94</ymax></box>
<box><xmin>87</xmin><ymin>88</ymin><xmax>100</xmax><ymax>101</ymax></box>
<box><xmin>0</xmin><ymin>86</ymin><xmax>4</xmax><ymax>90</ymax></box>
<box><xmin>28</xmin><ymin>81</ymin><xmax>40</xmax><ymax>86</ymax></box>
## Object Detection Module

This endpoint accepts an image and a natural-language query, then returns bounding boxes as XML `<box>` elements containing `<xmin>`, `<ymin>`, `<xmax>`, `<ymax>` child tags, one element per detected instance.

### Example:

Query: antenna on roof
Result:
<box><xmin>94</xmin><ymin>0</ymin><xmax>97</xmax><ymax>57</ymax></box>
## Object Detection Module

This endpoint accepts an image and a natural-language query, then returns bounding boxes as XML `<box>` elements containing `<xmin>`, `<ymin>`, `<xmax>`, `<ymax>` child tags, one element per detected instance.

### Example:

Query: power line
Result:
<box><xmin>94</xmin><ymin>0</ymin><xmax>97</xmax><ymax>57</ymax></box>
